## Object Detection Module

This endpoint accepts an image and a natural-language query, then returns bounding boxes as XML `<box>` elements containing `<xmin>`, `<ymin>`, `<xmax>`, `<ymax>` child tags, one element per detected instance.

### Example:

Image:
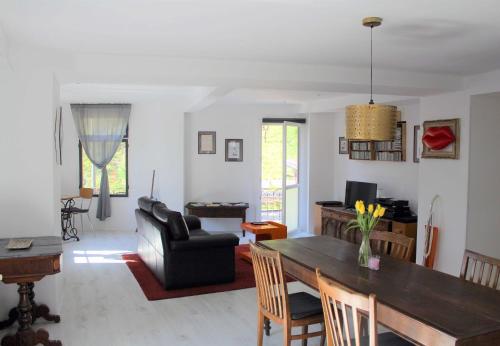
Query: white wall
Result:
<box><xmin>330</xmin><ymin>102</ymin><xmax>420</xmax><ymax>211</ymax></box>
<box><xmin>0</xmin><ymin>67</ymin><xmax>61</xmax><ymax>316</ymax></box>
<box><xmin>184</xmin><ymin>104</ymin><xmax>306</xmax><ymax>232</ymax></box>
<box><xmin>416</xmin><ymin>91</ymin><xmax>470</xmax><ymax>276</ymax></box>
<box><xmin>467</xmin><ymin>93</ymin><xmax>500</xmax><ymax>259</ymax></box>
<box><xmin>61</xmin><ymin>99</ymin><xmax>186</xmax><ymax>232</ymax></box>
<box><xmin>307</xmin><ymin>113</ymin><xmax>336</xmax><ymax>231</ymax></box>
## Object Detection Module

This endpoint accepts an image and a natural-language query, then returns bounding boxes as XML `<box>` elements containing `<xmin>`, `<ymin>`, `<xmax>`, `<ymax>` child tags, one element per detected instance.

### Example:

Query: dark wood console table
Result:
<box><xmin>321</xmin><ymin>207</ymin><xmax>417</xmax><ymax>261</ymax></box>
<box><xmin>0</xmin><ymin>236</ymin><xmax>63</xmax><ymax>346</ymax></box>
<box><xmin>185</xmin><ymin>202</ymin><xmax>249</xmax><ymax>236</ymax></box>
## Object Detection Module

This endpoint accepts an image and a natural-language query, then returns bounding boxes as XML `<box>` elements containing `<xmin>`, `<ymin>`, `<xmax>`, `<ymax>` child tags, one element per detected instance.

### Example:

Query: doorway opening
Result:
<box><xmin>261</xmin><ymin>121</ymin><xmax>301</xmax><ymax>231</ymax></box>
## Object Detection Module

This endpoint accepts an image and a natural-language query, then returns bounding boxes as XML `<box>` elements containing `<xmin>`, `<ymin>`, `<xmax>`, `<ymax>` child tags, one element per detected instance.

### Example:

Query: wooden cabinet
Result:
<box><xmin>321</xmin><ymin>207</ymin><xmax>417</xmax><ymax>261</ymax></box>
<box><xmin>321</xmin><ymin>207</ymin><xmax>391</xmax><ymax>244</ymax></box>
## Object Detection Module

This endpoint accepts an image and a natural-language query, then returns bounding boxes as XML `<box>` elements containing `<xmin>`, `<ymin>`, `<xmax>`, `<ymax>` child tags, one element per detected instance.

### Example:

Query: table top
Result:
<box><xmin>0</xmin><ymin>236</ymin><xmax>63</xmax><ymax>259</ymax></box>
<box><xmin>241</xmin><ymin>222</ymin><xmax>280</xmax><ymax>234</ymax></box>
<box><xmin>261</xmin><ymin>236</ymin><xmax>500</xmax><ymax>342</ymax></box>
<box><xmin>185</xmin><ymin>202</ymin><xmax>249</xmax><ymax>209</ymax></box>
<box><xmin>61</xmin><ymin>195</ymin><xmax>79</xmax><ymax>201</ymax></box>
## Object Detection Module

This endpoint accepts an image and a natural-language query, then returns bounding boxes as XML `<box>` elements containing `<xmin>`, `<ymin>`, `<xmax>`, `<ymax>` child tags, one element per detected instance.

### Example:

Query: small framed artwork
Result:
<box><xmin>225</xmin><ymin>139</ymin><xmax>243</xmax><ymax>162</ymax></box>
<box><xmin>198</xmin><ymin>131</ymin><xmax>216</xmax><ymax>154</ymax></box>
<box><xmin>421</xmin><ymin>118</ymin><xmax>460</xmax><ymax>159</ymax></box>
<box><xmin>339</xmin><ymin>137</ymin><xmax>349</xmax><ymax>155</ymax></box>
<box><xmin>413</xmin><ymin>125</ymin><xmax>421</xmax><ymax>163</ymax></box>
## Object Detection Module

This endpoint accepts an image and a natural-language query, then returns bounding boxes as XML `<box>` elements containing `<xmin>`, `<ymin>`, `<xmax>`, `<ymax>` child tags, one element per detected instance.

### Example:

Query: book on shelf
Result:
<box><xmin>376</xmin><ymin>151</ymin><xmax>402</xmax><ymax>161</ymax></box>
<box><xmin>351</xmin><ymin>142</ymin><xmax>371</xmax><ymax>151</ymax></box>
<box><xmin>351</xmin><ymin>151</ymin><xmax>372</xmax><ymax>160</ymax></box>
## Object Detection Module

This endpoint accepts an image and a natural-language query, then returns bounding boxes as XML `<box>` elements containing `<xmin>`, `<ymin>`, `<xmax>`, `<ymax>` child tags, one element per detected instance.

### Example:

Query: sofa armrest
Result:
<box><xmin>183</xmin><ymin>215</ymin><xmax>201</xmax><ymax>230</ymax></box>
<box><xmin>170</xmin><ymin>234</ymin><xmax>239</xmax><ymax>251</ymax></box>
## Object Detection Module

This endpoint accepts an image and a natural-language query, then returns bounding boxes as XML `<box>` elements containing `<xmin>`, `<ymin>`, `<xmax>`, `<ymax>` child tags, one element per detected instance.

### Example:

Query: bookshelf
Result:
<box><xmin>349</xmin><ymin>121</ymin><xmax>406</xmax><ymax>162</ymax></box>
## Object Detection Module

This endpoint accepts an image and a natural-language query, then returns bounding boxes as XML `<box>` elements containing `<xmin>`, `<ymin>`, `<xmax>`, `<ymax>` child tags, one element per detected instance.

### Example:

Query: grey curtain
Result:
<box><xmin>71</xmin><ymin>104</ymin><xmax>131</xmax><ymax>221</ymax></box>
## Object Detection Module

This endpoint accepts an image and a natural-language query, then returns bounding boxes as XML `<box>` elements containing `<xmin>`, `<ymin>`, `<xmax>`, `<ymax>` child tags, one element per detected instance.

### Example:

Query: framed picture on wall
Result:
<box><xmin>413</xmin><ymin>125</ymin><xmax>421</xmax><ymax>163</ymax></box>
<box><xmin>225</xmin><ymin>139</ymin><xmax>243</xmax><ymax>162</ymax></box>
<box><xmin>198</xmin><ymin>131</ymin><xmax>216</xmax><ymax>154</ymax></box>
<box><xmin>421</xmin><ymin>118</ymin><xmax>460</xmax><ymax>159</ymax></box>
<box><xmin>339</xmin><ymin>137</ymin><xmax>349</xmax><ymax>155</ymax></box>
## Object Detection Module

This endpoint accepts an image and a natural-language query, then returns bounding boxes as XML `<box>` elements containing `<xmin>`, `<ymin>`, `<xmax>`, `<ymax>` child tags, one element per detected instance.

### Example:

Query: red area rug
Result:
<box><xmin>123</xmin><ymin>244</ymin><xmax>258</xmax><ymax>301</ymax></box>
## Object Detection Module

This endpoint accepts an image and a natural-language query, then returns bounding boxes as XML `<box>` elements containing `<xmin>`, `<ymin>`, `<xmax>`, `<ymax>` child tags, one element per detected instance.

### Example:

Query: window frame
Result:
<box><xmin>78</xmin><ymin>128</ymin><xmax>129</xmax><ymax>198</ymax></box>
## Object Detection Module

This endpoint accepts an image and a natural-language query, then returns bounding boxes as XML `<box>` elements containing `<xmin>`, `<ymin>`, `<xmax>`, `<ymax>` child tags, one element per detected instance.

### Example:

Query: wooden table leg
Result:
<box><xmin>0</xmin><ymin>283</ymin><xmax>60</xmax><ymax>330</ymax></box>
<box><xmin>1</xmin><ymin>283</ymin><xmax>62</xmax><ymax>346</ymax></box>
<box><xmin>29</xmin><ymin>283</ymin><xmax>61</xmax><ymax>324</ymax></box>
<box><xmin>242</xmin><ymin>215</ymin><xmax>246</xmax><ymax>237</ymax></box>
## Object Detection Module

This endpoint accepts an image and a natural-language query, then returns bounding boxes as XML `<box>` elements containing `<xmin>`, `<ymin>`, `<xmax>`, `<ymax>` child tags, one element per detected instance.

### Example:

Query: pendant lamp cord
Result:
<box><xmin>369</xmin><ymin>25</ymin><xmax>374</xmax><ymax>105</ymax></box>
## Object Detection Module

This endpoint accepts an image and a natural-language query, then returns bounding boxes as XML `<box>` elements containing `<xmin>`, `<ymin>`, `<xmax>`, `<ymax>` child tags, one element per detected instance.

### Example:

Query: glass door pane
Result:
<box><xmin>261</xmin><ymin>124</ymin><xmax>283</xmax><ymax>222</ymax></box>
<box><xmin>284</xmin><ymin>123</ymin><xmax>299</xmax><ymax>230</ymax></box>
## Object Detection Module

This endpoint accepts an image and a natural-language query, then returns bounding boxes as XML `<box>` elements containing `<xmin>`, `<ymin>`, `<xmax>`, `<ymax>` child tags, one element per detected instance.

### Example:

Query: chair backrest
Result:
<box><xmin>79</xmin><ymin>188</ymin><xmax>94</xmax><ymax>210</ymax></box>
<box><xmin>370</xmin><ymin>230</ymin><xmax>414</xmax><ymax>261</ymax></box>
<box><xmin>249</xmin><ymin>242</ymin><xmax>289</xmax><ymax>322</ymax></box>
<box><xmin>80</xmin><ymin>188</ymin><xmax>93</xmax><ymax>199</ymax></box>
<box><xmin>316</xmin><ymin>268</ymin><xmax>378</xmax><ymax>346</ymax></box>
<box><xmin>460</xmin><ymin>249</ymin><xmax>500</xmax><ymax>290</ymax></box>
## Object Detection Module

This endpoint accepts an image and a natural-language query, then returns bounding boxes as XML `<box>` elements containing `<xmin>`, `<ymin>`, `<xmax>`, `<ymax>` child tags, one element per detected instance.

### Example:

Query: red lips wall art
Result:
<box><xmin>422</xmin><ymin>126</ymin><xmax>456</xmax><ymax>150</ymax></box>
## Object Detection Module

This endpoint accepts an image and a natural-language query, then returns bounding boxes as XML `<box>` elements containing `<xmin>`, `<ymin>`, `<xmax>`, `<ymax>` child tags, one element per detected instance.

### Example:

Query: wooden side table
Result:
<box><xmin>239</xmin><ymin>221</ymin><xmax>287</xmax><ymax>262</ymax></box>
<box><xmin>0</xmin><ymin>237</ymin><xmax>63</xmax><ymax>346</ymax></box>
<box><xmin>185</xmin><ymin>203</ymin><xmax>249</xmax><ymax>236</ymax></box>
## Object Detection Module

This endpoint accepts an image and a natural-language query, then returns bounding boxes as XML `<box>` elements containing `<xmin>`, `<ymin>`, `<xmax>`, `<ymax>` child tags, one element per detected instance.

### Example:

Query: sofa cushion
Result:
<box><xmin>189</xmin><ymin>229</ymin><xmax>210</xmax><ymax>237</ymax></box>
<box><xmin>168</xmin><ymin>211</ymin><xmax>190</xmax><ymax>241</ymax></box>
<box><xmin>152</xmin><ymin>204</ymin><xmax>170</xmax><ymax>222</ymax></box>
<box><xmin>138</xmin><ymin>196</ymin><xmax>164</xmax><ymax>213</ymax></box>
<box><xmin>153</xmin><ymin>205</ymin><xmax>189</xmax><ymax>241</ymax></box>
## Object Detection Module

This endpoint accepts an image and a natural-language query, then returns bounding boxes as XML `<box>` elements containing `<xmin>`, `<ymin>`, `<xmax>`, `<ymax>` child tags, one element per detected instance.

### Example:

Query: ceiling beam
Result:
<box><xmin>185</xmin><ymin>87</ymin><xmax>233</xmax><ymax>113</ymax></box>
<box><xmin>302</xmin><ymin>94</ymin><xmax>419</xmax><ymax>113</ymax></box>
<box><xmin>57</xmin><ymin>53</ymin><xmax>464</xmax><ymax>97</ymax></box>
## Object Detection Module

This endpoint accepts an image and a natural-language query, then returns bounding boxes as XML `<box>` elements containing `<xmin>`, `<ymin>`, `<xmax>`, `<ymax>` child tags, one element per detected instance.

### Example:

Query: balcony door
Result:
<box><xmin>260</xmin><ymin>121</ymin><xmax>300</xmax><ymax>231</ymax></box>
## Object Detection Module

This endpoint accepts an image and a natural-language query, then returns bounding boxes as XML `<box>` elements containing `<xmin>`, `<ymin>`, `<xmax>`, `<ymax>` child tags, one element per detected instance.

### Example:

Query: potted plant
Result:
<box><xmin>347</xmin><ymin>201</ymin><xmax>386</xmax><ymax>267</ymax></box>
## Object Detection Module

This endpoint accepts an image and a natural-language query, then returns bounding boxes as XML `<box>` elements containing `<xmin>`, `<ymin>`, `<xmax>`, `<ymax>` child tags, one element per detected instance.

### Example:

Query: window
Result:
<box><xmin>79</xmin><ymin>128</ymin><xmax>129</xmax><ymax>197</ymax></box>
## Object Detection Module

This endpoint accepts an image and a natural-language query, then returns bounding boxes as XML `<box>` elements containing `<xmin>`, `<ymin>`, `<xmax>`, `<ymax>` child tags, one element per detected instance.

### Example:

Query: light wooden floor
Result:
<box><xmin>0</xmin><ymin>230</ymin><xmax>323</xmax><ymax>346</ymax></box>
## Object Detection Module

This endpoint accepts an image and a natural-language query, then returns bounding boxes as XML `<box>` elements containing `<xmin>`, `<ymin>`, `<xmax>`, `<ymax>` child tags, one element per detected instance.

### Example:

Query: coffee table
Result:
<box><xmin>239</xmin><ymin>221</ymin><xmax>287</xmax><ymax>262</ymax></box>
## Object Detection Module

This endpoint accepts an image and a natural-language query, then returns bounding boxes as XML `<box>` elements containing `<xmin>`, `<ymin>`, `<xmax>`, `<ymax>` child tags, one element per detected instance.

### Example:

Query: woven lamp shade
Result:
<box><xmin>345</xmin><ymin>104</ymin><xmax>397</xmax><ymax>140</ymax></box>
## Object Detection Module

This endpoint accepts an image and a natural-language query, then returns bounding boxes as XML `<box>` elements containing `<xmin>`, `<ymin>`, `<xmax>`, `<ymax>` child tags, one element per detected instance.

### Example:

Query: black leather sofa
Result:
<box><xmin>135</xmin><ymin>197</ymin><xmax>240</xmax><ymax>289</ymax></box>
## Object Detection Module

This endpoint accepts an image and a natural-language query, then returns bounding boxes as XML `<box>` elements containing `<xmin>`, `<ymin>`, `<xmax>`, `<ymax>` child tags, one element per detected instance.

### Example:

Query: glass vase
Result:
<box><xmin>358</xmin><ymin>233</ymin><xmax>372</xmax><ymax>267</ymax></box>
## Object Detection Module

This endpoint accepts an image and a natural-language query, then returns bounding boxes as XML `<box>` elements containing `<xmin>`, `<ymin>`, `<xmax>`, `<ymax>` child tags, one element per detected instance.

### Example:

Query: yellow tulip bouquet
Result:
<box><xmin>346</xmin><ymin>200</ymin><xmax>386</xmax><ymax>267</ymax></box>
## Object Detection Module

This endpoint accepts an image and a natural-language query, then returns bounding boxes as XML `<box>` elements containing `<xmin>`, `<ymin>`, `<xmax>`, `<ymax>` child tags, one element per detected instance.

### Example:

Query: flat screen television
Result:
<box><xmin>344</xmin><ymin>181</ymin><xmax>377</xmax><ymax>208</ymax></box>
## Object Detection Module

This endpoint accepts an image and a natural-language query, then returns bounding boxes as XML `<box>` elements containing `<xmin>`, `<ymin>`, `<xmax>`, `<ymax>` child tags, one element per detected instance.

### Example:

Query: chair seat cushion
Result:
<box><xmin>289</xmin><ymin>292</ymin><xmax>323</xmax><ymax>320</ymax></box>
<box><xmin>61</xmin><ymin>207</ymin><xmax>89</xmax><ymax>214</ymax></box>
<box><xmin>354</xmin><ymin>332</ymin><xmax>414</xmax><ymax>346</ymax></box>
<box><xmin>189</xmin><ymin>229</ymin><xmax>211</xmax><ymax>237</ymax></box>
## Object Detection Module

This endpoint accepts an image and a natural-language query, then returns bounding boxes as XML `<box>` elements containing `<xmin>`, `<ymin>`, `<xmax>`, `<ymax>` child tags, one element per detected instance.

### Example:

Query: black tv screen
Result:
<box><xmin>344</xmin><ymin>181</ymin><xmax>377</xmax><ymax>208</ymax></box>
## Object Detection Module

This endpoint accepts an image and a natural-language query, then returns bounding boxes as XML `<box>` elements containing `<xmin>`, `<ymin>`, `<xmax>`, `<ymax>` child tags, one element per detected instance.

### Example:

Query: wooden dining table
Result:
<box><xmin>260</xmin><ymin>236</ymin><xmax>500</xmax><ymax>346</ymax></box>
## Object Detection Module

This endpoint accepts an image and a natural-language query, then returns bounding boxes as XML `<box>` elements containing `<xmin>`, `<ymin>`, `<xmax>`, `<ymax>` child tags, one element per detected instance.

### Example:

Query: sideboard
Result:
<box><xmin>321</xmin><ymin>206</ymin><xmax>417</xmax><ymax>261</ymax></box>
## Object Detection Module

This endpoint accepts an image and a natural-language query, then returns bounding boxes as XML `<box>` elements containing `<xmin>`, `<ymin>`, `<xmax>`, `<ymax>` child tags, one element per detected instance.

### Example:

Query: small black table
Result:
<box><xmin>185</xmin><ymin>202</ymin><xmax>249</xmax><ymax>236</ymax></box>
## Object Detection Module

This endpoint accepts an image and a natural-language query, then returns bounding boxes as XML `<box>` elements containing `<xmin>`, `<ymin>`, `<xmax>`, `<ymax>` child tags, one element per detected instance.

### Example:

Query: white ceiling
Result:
<box><xmin>1</xmin><ymin>0</ymin><xmax>500</xmax><ymax>75</ymax></box>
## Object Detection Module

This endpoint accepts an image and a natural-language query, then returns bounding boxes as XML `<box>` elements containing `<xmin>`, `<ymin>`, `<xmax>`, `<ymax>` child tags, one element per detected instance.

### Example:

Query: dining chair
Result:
<box><xmin>73</xmin><ymin>188</ymin><xmax>94</xmax><ymax>232</ymax></box>
<box><xmin>370</xmin><ymin>231</ymin><xmax>414</xmax><ymax>262</ymax></box>
<box><xmin>460</xmin><ymin>249</ymin><xmax>500</xmax><ymax>290</ymax></box>
<box><xmin>316</xmin><ymin>268</ymin><xmax>413</xmax><ymax>346</ymax></box>
<box><xmin>249</xmin><ymin>242</ymin><xmax>325</xmax><ymax>346</ymax></box>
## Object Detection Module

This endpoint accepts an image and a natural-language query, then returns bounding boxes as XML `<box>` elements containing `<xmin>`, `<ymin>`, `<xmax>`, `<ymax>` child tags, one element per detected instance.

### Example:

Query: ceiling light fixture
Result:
<box><xmin>345</xmin><ymin>17</ymin><xmax>397</xmax><ymax>141</ymax></box>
